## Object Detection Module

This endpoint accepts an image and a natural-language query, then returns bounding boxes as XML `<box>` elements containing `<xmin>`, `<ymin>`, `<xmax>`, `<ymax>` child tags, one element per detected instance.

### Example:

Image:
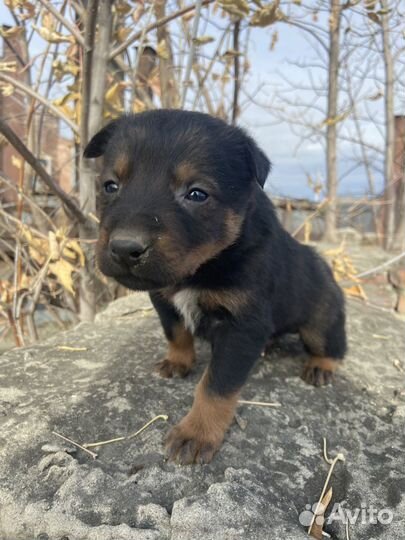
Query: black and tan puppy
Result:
<box><xmin>84</xmin><ymin>110</ymin><xmax>346</xmax><ymax>464</ymax></box>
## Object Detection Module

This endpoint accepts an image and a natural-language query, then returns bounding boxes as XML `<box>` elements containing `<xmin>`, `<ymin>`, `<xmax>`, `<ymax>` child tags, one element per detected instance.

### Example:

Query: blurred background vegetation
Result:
<box><xmin>0</xmin><ymin>0</ymin><xmax>404</xmax><ymax>348</ymax></box>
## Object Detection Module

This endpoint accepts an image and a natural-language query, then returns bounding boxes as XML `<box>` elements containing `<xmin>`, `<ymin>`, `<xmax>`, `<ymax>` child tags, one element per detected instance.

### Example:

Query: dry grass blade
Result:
<box><xmin>84</xmin><ymin>414</ymin><xmax>169</xmax><ymax>449</ymax></box>
<box><xmin>238</xmin><ymin>399</ymin><xmax>281</xmax><ymax>407</ymax></box>
<box><xmin>52</xmin><ymin>431</ymin><xmax>98</xmax><ymax>459</ymax></box>
<box><xmin>308</xmin><ymin>438</ymin><xmax>345</xmax><ymax>537</ymax></box>
<box><xmin>56</xmin><ymin>346</ymin><xmax>88</xmax><ymax>351</ymax></box>
<box><xmin>309</xmin><ymin>487</ymin><xmax>333</xmax><ymax>540</ymax></box>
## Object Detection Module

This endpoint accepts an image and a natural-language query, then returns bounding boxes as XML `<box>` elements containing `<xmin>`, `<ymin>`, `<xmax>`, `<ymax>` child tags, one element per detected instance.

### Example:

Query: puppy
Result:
<box><xmin>84</xmin><ymin>110</ymin><xmax>346</xmax><ymax>464</ymax></box>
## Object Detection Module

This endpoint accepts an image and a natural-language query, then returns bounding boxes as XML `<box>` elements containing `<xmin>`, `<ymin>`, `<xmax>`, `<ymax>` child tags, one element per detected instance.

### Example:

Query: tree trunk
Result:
<box><xmin>381</xmin><ymin>0</ymin><xmax>396</xmax><ymax>250</ymax></box>
<box><xmin>154</xmin><ymin>0</ymin><xmax>179</xmax><ymax>108</ymax></box>
<box><xmin>323</xmin><ymin>0</ymin><xmax>341</xmax><ymax>242</ymax></box>
<box><xmin>393</xmin><ymin>116</ymin><xmax>405</xmax><ymax>251</ymax></box>
<box><xmin>79</xmin><ymin>0</ymin><xmax>112</xmax><ymax>321</ymax></box>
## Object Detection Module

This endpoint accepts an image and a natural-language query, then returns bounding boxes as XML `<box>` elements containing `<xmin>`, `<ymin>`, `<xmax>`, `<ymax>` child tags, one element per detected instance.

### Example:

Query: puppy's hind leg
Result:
<box><xmin>300</xmin><ymin>308</ymin><xmax>346</xmax><ymax>387</ymax></box>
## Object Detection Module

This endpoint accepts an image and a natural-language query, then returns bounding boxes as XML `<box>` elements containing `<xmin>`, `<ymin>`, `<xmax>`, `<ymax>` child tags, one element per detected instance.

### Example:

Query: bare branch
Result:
<box><xmin>0</xmin><ymin>119</ymin><xmax>86</xmax><ymax>224</ymax></box>
<box><xmin>37</xmin><ymin>0</ymin><xmax>85</xmax><ymax>46</ymax></box>
<box><xmin>0</xmin><ymin>72</ymin><xmax>79</xmax><ymax>134</ymax></box>
<box><xmin>109</xmin><ymin>0</ymin><xmax>215</xmax><ymax>60</ymax></box>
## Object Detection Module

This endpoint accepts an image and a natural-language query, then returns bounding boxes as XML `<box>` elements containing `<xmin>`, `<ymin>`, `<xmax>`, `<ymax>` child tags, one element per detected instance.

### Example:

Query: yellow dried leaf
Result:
<box><xmin>53</xmin><ymin>59</ymin><xmax>79</xmax><ymax>81</ymax></box>
<box><xmin>11</xmin><ymin>155</ymin><xmax>22</xmax><ymax>169</ymax></box>
<box><xmin>116</xmin><ymin>26</ymin><xmax>132</xmax><ymax>43</ymax></box>
<box><xmin>193</xmin><ymin>35</ymin><xmax>215</xmax><ymax>45</ymax></box>
<box><xmin>132</xmin><ymin>98</ymin><xmax>147</xmax><ymax>113</ymax></box>
<box><xmin>19</xmin><ymin>272</ymin><xmax>31</xmax><ymax>290</ymax></box>
<box><xmin>364</xmin><ymin>0</ymin><xmax>377</xmax><ymax>10</ymax></box>
<box><xmin>48</xmin><ymin>231</ymin><xmax>59</xmax><ymax>261</ymax></box>
<box><xmin>105</xmin><ymin>81</ymin><xmax>126</xmax><ymax>112</ymax></box>
<box><xmin>182</xmin><ymin>11</ymin><xmax>194</xmax><ymax>22</ymax></box>
<box><xmin>0</xmin><ymin>26</ymin><xmax>24</xmax><ymax>38</ymax></box>
<box><xmin>133</xmin><ymin>5</ymin><xmax>144</xmax><ymax>23</ymax></box>
<box><xmin>20</xmin><ymin>1</ymin><xmax>35</xmax><ymax>20</ymax></box>
<box><xmin>219</xmin><ymin>0</ymin><xmax>250</xmax><ymax>18</ymax></box>
<box><xmin>344</xmin><ymin>285</ymin><xmax>367</xmax><ymax>300</ymax></box>
<box><xmin>114</xmin><ymin>1</ymin><xmax>131</xmax><ymax>15</ymax></box>
<box><xmin>148</xmin><ymin>71</ymin><xmax>161</xmax><ymax>98</ymax></box>
<box><xmin>319</xmin><ymin>110</ymin><xmax>350</xmax><ymax>128</ymax></box>
<box><xmin>65</xmin><ymin>240</ymin><xmax>85</xmax><ymax>267</ymax></box>
<box><xmin>156</xmin><ymin>40</ymin><xmax>170</xmax><ymax>60</ymax></box>
<box><xmin>0</xmin><ymin>61</ymin><xmax>17</xmax><ymax>72</ymax></box>
<box><xmin>42</xmin><ymin>11</ymin><xmax>54</xmax><ymax>29</ymax></box>
<box><xmin>0</xmin><ymin>84</ymin><xmax>14</xmax><ymax>96</ymax></box>
<box><xmin>250</xmin><ymin>2</ymin><xmax>283</xmax><ymax>26</ymax></box>
<box><xmin>222</xmin><ymin>49</ymin><xmax>243</xmax><ymax>58</ymax></box>
<box><xmin>35</xmin><ymin>25</ymin><xmax>73</xmax><ymax>44</ymax></box>
<box><xmin>49</xmin><ymin>259</ymin><xmax>76</xmax><ymax>295</ymax></box>
<box><xmin>367</xmin><ymin>12</ymin><xmax>380</xmax><ymax>23</ymax></box>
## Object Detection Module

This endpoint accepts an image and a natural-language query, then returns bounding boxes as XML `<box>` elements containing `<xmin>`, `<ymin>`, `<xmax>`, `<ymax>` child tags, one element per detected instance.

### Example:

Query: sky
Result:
<box><xmin>240</xmin><ymin>22</ymin><xmax>389</xmax><ymax>199</ymax></box>
<box><xmin>1</xmin><ymin>3</ymin><xmax>399</xmax><ymax>200</ymax></box>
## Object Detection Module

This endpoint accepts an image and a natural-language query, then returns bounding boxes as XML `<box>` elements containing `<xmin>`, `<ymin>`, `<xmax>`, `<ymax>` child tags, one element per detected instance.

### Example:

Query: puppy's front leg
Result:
<box><xmin>150</xmin><ymin>292</ymin><xmax>195</xmax><ymax>378</ymax></box>
<box><xmin>166</xmin><ymin>324</ymin><xmax>267</xmax><ymax>464</ymax></box>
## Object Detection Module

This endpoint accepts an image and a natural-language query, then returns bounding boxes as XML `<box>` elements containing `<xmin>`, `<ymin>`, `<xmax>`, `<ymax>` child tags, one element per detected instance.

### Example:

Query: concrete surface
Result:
<box><xmin>0</xmin><ymin>292</ymin><xmax>404</xmax><ymax>540</ymax></box>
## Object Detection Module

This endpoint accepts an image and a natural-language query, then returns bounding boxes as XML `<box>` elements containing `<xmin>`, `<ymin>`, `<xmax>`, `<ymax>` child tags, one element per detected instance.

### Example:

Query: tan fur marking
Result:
<box><xmin>97</xmin><ymin>226</ymin><xmax>109</xmax><ymax>255</ymax></box>
<box><xmin>305</xmin><ymin>357</ymin><xmax>339</xmax><ymax>372</ymax></box>
<box><xmin>166</xmin><ymin>369</ymin><xmax>239</xmax><ymax>463</ymax></box>
<box><xmin>114</xmin><ymin>153</ymin><xmax>130</xmax><ymax>178</ymax></box>
<box><xmin>167</xmin><ymin>323</ymin><xmax>195</xmax><ymax>369</ymax></box>
<box><xmin>174</xmin><ymin>162</ymin><xmax>198</xmax><ymax>186</ymax></box>
<box><xmin>199</xmin><ymin>289</ymin><xmax>250</xmax><ymax>316</ymax></box>
<box><xmin>186</xmin><ymin>212</ymin><xmax>243</xmax><ymax>273</ymax></box>
<box><xmin>185</xmin><ymin>370</ymin><xmax>238</xmax><ymax>439</ymax></box>
<box><xmin>300</xmin><ymin>326</ymin><xmax>326</xmax><ymax>357</ymax></box>
<box><xmin>156</xmin><ymin>322</ymin><xmax>195</xmax><ymax>378</ymax></box>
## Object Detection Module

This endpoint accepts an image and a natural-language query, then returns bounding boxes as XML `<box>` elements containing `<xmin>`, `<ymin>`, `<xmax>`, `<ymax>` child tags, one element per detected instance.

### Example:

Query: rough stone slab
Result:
<box><xmin>0</xmin><ymin>293</ymin><xmax>404</xmax><ymax>540</ymax></box>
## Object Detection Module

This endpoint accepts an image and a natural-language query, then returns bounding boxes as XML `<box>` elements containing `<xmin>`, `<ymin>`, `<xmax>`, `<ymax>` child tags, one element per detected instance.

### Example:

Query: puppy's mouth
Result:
<box><xmin>97</xmin><ymin>247</ymin><xmax>176</xmax><ymax>291</ymax></box>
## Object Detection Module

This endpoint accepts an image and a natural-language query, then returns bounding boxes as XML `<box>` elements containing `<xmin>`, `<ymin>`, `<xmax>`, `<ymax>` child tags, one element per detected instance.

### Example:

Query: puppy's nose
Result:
<box><xmin>109</xmin><ymin>234</ymin><xmax>150</xmax><ymax>265</ymax></box>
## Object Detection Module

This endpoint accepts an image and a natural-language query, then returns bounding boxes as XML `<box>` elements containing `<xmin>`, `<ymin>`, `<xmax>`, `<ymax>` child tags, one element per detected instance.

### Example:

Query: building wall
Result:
<box><xmin>0</xmin><ymin>28</ymin><xmax>74</xmax><ymax>208</ymax></box>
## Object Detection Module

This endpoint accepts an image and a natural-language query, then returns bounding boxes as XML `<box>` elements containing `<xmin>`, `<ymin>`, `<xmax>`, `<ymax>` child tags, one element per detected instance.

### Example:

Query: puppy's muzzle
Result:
<box><xmin>109</xmin><ymin>230</ymin><xmax>151</xmax><ymax>266</ymax></box>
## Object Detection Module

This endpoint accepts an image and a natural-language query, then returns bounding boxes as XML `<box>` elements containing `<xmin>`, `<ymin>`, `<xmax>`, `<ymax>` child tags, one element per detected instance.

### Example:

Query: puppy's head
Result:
<box><xmin>84</xmin><ymin>110</ymin><xmax>270</xmax><ymax>291</ymax></box>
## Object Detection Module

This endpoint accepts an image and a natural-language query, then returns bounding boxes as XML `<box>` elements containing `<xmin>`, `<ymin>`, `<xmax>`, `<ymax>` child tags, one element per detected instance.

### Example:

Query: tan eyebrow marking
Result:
<box><xmin>114</xmin><ymin>153</ymin><xmax>130</xmax><ymax>178</ymax></box>
<box><xmin>174</xmin><ymin>162</ymin><xmax>198</xmax><ymax>186</ymax></box>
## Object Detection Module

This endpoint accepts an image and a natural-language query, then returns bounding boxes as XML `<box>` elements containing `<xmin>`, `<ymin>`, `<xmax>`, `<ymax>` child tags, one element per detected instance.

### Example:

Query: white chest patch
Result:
<box><xmin>172</xmin><ymin>289</ymin><xmax>201</xmax><ymax>333</ymax></box>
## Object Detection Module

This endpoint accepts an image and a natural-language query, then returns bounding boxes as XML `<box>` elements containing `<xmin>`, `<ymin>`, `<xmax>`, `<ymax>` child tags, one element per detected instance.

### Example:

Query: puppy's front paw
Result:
<box><xmin>302</xmin><ymin>357</ymin><xmax>340</xmax><ymax>387</ymax></box>
<box><xmin>155</xmin><ymin>359</ymin><xmax>191</xmax><ymax>378</ymax></box>
<box><xmin>165</xmin><ymin>419</ymin><xmax>221</xmax><ymax>464</ymax></box>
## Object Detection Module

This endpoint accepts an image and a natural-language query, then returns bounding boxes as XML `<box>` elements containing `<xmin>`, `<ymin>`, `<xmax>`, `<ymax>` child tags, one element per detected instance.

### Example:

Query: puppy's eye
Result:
<box><xmin>103</xmin><ymin>180</ymin><xmax>119</xmax><ymax>194</ymax></box>
<box><xmin>185</xmin><ymin>189</ymin><xmax>208</xmax><ymax>202</ymax></box>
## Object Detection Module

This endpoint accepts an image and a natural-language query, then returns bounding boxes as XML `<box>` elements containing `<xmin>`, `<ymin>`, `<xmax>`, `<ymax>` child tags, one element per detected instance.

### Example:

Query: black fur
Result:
<box><xmin>85</xmin><ymin>109</ymin><xmax>346</xmax><ymax>462</ymax></box>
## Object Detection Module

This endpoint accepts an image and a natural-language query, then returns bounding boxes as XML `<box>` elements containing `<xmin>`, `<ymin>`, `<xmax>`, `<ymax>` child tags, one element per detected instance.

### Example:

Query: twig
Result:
<box><xmin>52</xmin><ymin>430</ymin><xmax>98</xmax><ymax>459</ymax></box>
<box><xmin>354</xmin><ymin>251</ymin><xmax>405</xmax><ymax>279</ymax></box>
<box><xmin>181</xmin><ymin>0</ymin><xmax>203</xmax><ymax>107</ymax></box>
<box><xmin>0</xmin><ymin>73</ymin><xmax>79</xmax><ymax>134</ymax></box>
<box><xmin>56</xmin><ymin>346</ymin><xmax>88</xmax><ymax>351</ymax></box>
<box><xmin>0</xmin><ymin>119</ymin><xmax>86</xmax><ymax>224</ymax></box>
<box><xmin>84</xmin><ymin>414</ymin><xmax>169</xmax><ymax>449</ymax></box>
<box><xmin>238</xmin><ymin>400</ymin><xmax>281</xmax><ymax>407</ymax></box>
<box><xmin>292</xmin><ymin>199</ymin><xmax>329</xmax><ymax>238</ymax></box>
<box><xmin>0</xmin><ymin>175</ymin><xmax>56</xmax><ymax>231</ymax></box>
<box><xmin>110</xmin><ymin>0</ymin><xmax>215</xmax><ymax>60</ymax></box>
<box><xmin>308</xmin><ymin>438</ymin><xmax>345</xmax><ymax>536</ymax></box>
<box><xmin>346</xmin><ymin>519</ymin><xmax>351</xmax><ymax>540</ymax></box>
<box><xmin>37</xmin><ymin>0</ymin><xmax>85</xmax><ymax>45</ymax></box>
<box><xmin>231</xmin><ymin>19</ymin><xmax>241</xmax><ymax>125</ymax></box>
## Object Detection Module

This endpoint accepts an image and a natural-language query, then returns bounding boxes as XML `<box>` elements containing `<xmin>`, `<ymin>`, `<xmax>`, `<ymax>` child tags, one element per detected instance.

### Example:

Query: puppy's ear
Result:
<box><xmin>83</xmin><ymin>120</ymin><xmax>120</xmax><ymax>158</ymax></box>
<box><xmin>246</xmin><ymin>138</ymin><xmax>271</xmax><ymax>188</ymax></box>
